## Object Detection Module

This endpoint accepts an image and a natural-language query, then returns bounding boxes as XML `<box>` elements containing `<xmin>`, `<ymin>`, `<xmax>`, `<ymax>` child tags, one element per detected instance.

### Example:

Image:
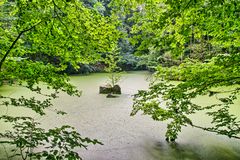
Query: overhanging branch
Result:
<box><xmin>192</xmin><ymin>124</ymin><xmax>240</xmax><ymax>139</ymax></box>
<box><xmin>0</xmin><ymin>21</ymin><xmax>42</xmax><ymax>71</ymax></box>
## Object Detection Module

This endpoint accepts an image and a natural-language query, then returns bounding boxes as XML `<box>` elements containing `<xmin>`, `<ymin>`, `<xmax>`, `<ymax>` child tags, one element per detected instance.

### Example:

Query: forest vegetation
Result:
<box><xmin>0</xmin><ymin>0</ymin><xmax>239</xmax><ymax>159</ymax></box>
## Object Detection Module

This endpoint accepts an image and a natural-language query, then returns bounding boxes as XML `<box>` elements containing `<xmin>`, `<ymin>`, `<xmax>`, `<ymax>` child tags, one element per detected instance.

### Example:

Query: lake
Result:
<box><xmin>0</xmin><ymin>71</ymin><xmax>240</xmax><ymax>160</ymax></box>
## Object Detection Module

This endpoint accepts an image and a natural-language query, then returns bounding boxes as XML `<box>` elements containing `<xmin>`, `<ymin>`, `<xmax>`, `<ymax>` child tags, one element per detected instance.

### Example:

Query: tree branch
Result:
<box><xmin>53</xmin><ymin>1</ymin><xmax>72</xmax><ymax>36</ymax></box>
<box><xmin>191</xmin><ymin>124</ymin><xmax>240</xmax><ymax>139</ymax></box>
<box><xmin>0</xmin><ymin>21</ymin><xmax>42</xmax><ymax>71</ymax></box>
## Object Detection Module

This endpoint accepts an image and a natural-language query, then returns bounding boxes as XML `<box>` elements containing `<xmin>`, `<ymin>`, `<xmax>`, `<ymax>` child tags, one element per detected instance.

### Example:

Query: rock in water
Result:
<box><xmin>99</xmin><ymin>84</ymin><xmax>121</xmax><ymax>94</ymax></box>
<box><xmin>106</xmin><ymin>94</ymin><xmax>118</xmax><ymax>98</ymax></box>
<box><xmin>112</xmin><ymin>85</ymin><xmax>121</xmax><ymax>94</ymax></box>
<box><xmin>99</xmin><ymin>84</ymin><xmax>112</xmax><ymax>94</ymax></box>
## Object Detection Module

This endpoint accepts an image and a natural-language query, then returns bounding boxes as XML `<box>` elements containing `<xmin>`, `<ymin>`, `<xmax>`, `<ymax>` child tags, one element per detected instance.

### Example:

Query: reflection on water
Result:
<box><xmin>146</xmin><ymin>140</ymin><xmax>240</xmax><ymax>160</ymax></box>
<box><xmin>0</xmin><ymin>71</ymin><xmax>240</xmax><ymax>160</ymax></box>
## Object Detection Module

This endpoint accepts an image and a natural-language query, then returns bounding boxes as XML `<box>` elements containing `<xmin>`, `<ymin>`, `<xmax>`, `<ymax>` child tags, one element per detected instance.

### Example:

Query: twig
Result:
<box><xmin>52</xmin><ymin>0</ymin><xmax>72</xmax><ymax>36</ymax></box>
<box><xmin>191</xmin><ymin>124</ymin><xmax>240</xmax><ymax>139</ymax></box>
<box><xmin>0</xmin><ymin>144</ymin><xmax>10</xmax><ymax>160</ymax></box>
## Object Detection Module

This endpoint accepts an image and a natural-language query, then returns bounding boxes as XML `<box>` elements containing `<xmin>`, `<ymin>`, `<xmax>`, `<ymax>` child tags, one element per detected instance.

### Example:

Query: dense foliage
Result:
<box><xmin>126</xmin><ymin>0</ymin><xmax>240</xmax><ymax>141</ymax></box>
<box><xmin>123</xmin><ymin>0</ymin><xmax>240</xmax><ymax>68</ymax></box>
<box><xmin>0</xmin><ymin>0</ymin><xmax>119</xmax><ymax>159</ymax></box>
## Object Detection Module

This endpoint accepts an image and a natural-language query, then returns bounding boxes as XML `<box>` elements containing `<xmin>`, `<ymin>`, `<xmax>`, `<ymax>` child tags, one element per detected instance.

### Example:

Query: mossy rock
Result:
<box><xmin>99</xmin><ymin>84</ymin><xmax>112</xmax><ymax>94</ymax></box>
<box><xmin>99</xmin><ymin>84</ymin><xmax>121</xmax><ymax>94</ymax></box>
<box><xmin>112</xmin><ymin>85</ymin><xmax>121</xmax><ymax>94</ymax></box>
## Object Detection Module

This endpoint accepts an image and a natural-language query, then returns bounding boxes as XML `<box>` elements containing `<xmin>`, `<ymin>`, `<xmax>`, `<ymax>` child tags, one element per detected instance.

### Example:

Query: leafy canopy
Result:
<box><xmin>0</xmin><ymin>0</ymin><xmax>120</xmax><ymax>159</ymax></box>
<box><xmin>122</xmin><ymin>0</ymin><xmax>240</xmax><ymax>141</ymax></box>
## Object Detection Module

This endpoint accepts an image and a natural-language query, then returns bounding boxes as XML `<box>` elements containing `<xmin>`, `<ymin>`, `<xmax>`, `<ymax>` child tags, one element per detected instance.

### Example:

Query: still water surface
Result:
<box><xmin>0</xmin><ymin>71</ymin><xmax>239</xmax><ymax>160</ymax></box>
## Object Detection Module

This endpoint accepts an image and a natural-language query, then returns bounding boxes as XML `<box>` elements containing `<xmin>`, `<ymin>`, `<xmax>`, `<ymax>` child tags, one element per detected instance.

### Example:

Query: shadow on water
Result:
<box><xmin>144</xmin><ymin>140</ymin><xmax>240</xmax><ymax>160</ymax></box>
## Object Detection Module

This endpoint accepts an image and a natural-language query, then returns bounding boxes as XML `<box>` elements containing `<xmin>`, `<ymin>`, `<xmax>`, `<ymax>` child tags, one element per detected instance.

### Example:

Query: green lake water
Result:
<box><xmin>0</xmin><ymin>71</ymin><xmax>240</xmax><ymax>160</ymax></box>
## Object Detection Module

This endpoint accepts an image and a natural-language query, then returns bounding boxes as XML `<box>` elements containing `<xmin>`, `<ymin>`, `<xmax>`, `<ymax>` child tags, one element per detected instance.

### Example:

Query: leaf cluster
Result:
<box><xmin>0</xmin><ymin>0</ymin><xmax>119</xmax><ymax>159</ymax></box>
<box><xmin>0</xmin><ymin>116</ymin><xmax>102</xmax><ymax>160</ymax></box>
<box><xmin>131</xmin><ymin>53</ymin><xmax>240</xmax><ymax>141</ymax></box>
